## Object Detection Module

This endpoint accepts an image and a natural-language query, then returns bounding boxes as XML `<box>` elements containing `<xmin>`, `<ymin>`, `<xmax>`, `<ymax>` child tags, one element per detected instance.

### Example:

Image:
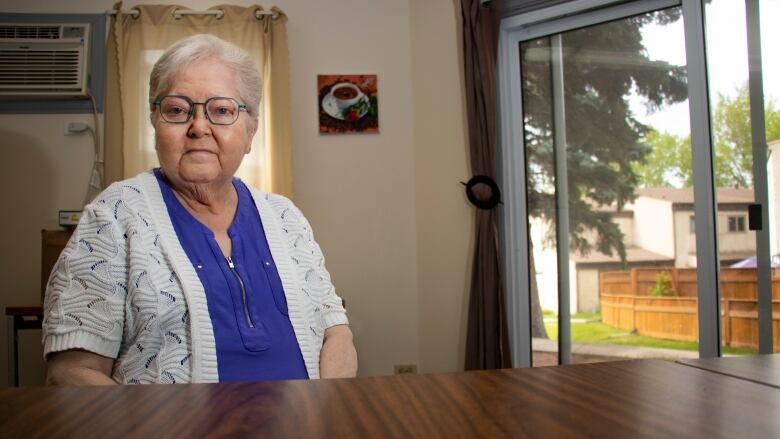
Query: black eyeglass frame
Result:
<box><xmin>152</xmin><ymin>95</ymin><xmax>249</xmax><ymax>125</ymax></box>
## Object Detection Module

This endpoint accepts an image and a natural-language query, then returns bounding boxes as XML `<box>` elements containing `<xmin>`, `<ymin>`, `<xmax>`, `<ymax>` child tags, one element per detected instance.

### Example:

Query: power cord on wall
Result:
<box><xmin>65</xmin><ymin>94</ymin><xmax>103</xmax><ymax>207</ymax></box>
<box><xmin>84</xmin><ymin>93</ymin><xmax>103</xmax><ymax>206</ymax></box>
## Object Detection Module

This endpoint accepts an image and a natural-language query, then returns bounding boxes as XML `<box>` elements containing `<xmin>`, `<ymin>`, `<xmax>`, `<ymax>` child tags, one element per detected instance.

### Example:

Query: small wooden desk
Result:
<box><xmin>4</xmin><ymin>306</ymin><xmax>43</xmax><ymax>387</ymax></box>
<box><xmin>0</xmin><ymin>359</ymin><xmax>778</xmax><ymax>438</ymax></box>
<box><xmin>677</xmin><ymin>353</ymin><xmax>780</xmax><ymax>388</ymax></box>
<box><xmin>5</xmin><ymin>229</ymin><xmax>71</xmax><ymax>386</ymax></box>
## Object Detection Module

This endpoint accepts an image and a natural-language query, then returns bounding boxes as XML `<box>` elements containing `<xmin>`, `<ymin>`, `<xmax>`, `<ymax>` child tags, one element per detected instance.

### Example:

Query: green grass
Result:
<box><xmin>544</xmin><ymin>320</ymin><xmax>757</xmax><ymax>356</ymax></box>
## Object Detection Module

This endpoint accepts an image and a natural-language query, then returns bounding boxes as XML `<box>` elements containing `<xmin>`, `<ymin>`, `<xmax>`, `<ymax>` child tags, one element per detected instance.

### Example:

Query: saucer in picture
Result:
<box><xmin>322</xmin><ymin>92</ymin><xmax>370</xmax><ymax>121</ymax></box>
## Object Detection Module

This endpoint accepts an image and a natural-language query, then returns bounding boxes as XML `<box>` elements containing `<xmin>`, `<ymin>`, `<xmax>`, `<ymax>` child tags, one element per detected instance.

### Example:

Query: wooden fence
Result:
<box><xmin>600</xmin><ymin>267</ymin><xmax>780</xmax><ymax>350</ymax></box>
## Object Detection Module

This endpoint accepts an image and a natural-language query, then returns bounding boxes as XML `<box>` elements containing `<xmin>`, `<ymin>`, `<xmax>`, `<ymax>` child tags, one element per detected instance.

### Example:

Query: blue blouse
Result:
<box><xmin>154</xmin><ymin>169</ymin><xmax>308</xmax><ymax>381</ymax></box>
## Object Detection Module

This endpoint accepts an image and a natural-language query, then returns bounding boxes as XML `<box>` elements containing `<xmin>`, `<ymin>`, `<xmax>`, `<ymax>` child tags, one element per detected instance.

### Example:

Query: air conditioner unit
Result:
<box><xmin>0</xmin><ymin>23</ymin><xmax>90</xmax><ymax>98</ymax></box>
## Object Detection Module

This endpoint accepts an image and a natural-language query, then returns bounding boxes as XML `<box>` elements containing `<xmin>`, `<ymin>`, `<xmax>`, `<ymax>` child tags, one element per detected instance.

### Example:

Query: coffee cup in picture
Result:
<box><xmin>330</xmin><ymin>83</ymin><xmax>363</xmax><ymax>111</ymax></box>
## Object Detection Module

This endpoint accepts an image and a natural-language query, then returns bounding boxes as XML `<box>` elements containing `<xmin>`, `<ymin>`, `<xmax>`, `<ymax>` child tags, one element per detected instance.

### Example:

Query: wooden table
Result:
<box><xmin>1</xmin><ymin>359</ymin><xmax>778</xmax><ymax>438</ymax></box>
<box><xmin>677</xmin><ymin>354</ymin><xmax>780</xmax><ymax>388</ymax></box>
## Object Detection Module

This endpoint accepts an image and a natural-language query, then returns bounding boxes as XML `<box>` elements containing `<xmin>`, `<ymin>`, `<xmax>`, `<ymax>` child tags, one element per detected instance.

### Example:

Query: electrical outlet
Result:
<box><xmin>394</xmin><ymin>364</ymin><xmax>417</xmax><ymax>375</ymax></box>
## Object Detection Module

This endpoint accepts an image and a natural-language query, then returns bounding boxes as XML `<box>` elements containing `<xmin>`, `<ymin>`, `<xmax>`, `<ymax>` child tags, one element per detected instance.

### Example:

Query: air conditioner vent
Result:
<box><xmin>0</xmin><ymin>25</ymin><xmax>61</xmax><ymax>40</ymax></box>
<box><xmin>0</xmin><ymin>23</ymin><xmax>90</xmax><ymax>97</ymax></box>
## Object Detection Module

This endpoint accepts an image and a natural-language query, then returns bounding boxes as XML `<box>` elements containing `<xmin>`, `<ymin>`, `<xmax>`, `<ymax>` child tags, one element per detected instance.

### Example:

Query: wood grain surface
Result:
<box><xmin>1</xmin><ymin>360</ymin><xmax>778</xmax><ymax>438</ymax></box>
<box><xmin>677</xmin><ymin>353</ymin><xmax>780</xmax><ymax>388</ymax></box>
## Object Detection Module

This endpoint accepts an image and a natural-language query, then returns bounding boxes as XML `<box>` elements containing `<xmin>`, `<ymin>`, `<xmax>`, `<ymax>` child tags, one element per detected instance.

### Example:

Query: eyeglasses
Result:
<box><xmin>153</xmin><ymin>95</ymin><xmax>249</xmax><ymax>125</ymax></box>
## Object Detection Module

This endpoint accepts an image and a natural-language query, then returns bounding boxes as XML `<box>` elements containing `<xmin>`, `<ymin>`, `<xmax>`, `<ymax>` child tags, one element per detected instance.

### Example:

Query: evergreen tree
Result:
<box><xmin>521</xmin><ymin>11</ymin><xmax>688</xmax><ymax>337</ymax></box>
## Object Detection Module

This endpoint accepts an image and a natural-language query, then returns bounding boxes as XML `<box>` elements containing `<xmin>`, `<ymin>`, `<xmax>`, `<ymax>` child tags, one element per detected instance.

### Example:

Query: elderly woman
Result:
<box><xmin>42</xmin><ymin>34</ymin><xmax>356</xmax><ymax>384</ymax></box>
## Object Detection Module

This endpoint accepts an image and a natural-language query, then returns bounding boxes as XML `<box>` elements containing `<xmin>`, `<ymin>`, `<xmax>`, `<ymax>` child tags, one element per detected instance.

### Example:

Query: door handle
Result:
<box><xmin>748</xmin><ymin>203</ymin><xmax>762</xmax><ymax>231</ymax></box>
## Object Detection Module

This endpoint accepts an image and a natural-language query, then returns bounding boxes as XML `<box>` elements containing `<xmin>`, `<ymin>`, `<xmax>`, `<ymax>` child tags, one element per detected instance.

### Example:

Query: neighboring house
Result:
<box><xmin>633</xmin><ymin>187</ymin><xmax>756</xmax><ymax>267</ymax></box>
<box><xmin>533</xmin><ymin>187</ymin><xmax>756</xmax><ymax>314</ymax></box>
<box><xmin>766</xmin><ymin>139</ymin><xmax>780</xmax><ymax>255</ymax></box>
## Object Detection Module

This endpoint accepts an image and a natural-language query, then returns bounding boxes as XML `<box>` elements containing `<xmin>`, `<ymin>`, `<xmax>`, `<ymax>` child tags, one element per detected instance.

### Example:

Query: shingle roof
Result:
<box><xmin>636</xmin><ymin>187</ymin><xmax>754</xmax><ymax>204</ymax></box>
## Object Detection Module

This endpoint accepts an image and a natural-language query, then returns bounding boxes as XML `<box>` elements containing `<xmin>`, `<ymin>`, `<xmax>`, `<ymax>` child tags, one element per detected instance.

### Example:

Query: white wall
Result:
<box><xmin>410</xmin><ymin>0</ymin><xmax>473</xmax><ymax>374</ymax></box>
<box><xmin>529</xmin><ymin>218</ymin><xmax>555</xmax><ymax>312</ymax></box>
<box><xmin>673</xmin><ymin>210</ymin><xmax>696</xmax><ymax>267</ymax></box>
<box><xmin>0</xmin><ymin>0</ymin><xmax>471</xmax><ymax>384</ymax></box>
<box><xmin>716</xmin><ymin>211</ymin><xmax>755</xmax><ymax>254</ymax></box>
<box><xmin>529</xmin><ymin>217</ymin><xmax>579</xmax><ymax>315</ymax></box>
<box><xmin>634</xmin><ymin>197</ymin><xmax>675</xmax><ymax>259</ymax></box>
<box><xmin>282</xmin><ymin>0</ymin><xmax>421</xmax><ymax>378</ymax></box>
<box><xmin>577</xmin><ymin>268</ymin><xmax>599</xmax><ymax>313</ymax></box>
<box><xmin>768</xmin><ymin>141</ymin><xmax>780</xmax><ymax>256</ymax></box>
<box><xmin>615</xmin><ymin>216</ymin><xmax>634</xmax><ymax>246</ymax></box>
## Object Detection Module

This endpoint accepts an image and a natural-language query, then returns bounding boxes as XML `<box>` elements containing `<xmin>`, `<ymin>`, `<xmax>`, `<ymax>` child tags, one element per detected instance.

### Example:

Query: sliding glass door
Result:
<box><xmin>703</xmin><ymin>0</ymin><xmax>777</xmax><ymax>356</ymax></box>
<box><xmin>760</xmin><ymin>0</ymin><xmax>780</xmax><ymax>353</ymax></box>
<box><xmin>499</xmin><ymin>0</ymin><xmax>776</xmax><ymax>367</ymax></box>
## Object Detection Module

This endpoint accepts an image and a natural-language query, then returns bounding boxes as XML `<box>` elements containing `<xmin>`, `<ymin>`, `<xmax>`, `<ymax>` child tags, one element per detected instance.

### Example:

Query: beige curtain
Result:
<box><xmin>104</xmin><ymin>3</ymin><xmax>293</xmax><ymax>197</ymax></box>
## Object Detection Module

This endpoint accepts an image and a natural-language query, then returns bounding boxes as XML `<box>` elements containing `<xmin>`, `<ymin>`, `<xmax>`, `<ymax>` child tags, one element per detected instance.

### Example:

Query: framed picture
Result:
<box><xmin>318</xmin><ymin>74</ymin><xmax>378</xmax><ymax>134</ymax></box>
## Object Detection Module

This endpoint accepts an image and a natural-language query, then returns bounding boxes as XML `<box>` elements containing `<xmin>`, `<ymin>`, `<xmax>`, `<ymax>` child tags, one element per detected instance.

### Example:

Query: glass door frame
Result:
<box><xmin>497</xmin><ymin>0</ymin><xmax>773</xmax><ymax>367</ymax></box>
<box><xmin>745</xmin><ymin>0</ymin><xmax>773</xmax><ymax>355</ymax></box>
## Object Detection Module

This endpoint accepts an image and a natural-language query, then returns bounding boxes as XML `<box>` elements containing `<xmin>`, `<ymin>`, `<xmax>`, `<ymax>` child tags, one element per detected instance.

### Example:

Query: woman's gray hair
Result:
<box><xmin>149</xmin><ymin>34</ymin><xmax>261</xmax><ymax>126</ymax></box>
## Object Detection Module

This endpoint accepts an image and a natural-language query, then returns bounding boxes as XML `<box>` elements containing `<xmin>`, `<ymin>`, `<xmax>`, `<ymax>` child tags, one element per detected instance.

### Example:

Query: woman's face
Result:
<box><xmin>154</xmin><ymin>59</ymin><xmax>256</xmax><ymax>189</ymax></box>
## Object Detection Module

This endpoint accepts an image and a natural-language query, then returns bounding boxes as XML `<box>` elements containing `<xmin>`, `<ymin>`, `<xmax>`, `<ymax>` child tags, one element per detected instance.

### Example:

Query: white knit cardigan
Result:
<box><xmin>42</xmin><ymin>171</ymin><xmax>348</xmax><ymax>383</ymax></box>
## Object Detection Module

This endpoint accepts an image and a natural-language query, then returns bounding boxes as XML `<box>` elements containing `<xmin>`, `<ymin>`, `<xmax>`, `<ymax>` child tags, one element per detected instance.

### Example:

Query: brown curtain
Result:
<box><xmin>104</xmin><ymin>2</ymin><xmax>293</xmax><ymax>197</ymax></box>
<box><xmin>461</xmin><ymin>0</ymin><xmax>511</xmax><ymax>370</ymax></box>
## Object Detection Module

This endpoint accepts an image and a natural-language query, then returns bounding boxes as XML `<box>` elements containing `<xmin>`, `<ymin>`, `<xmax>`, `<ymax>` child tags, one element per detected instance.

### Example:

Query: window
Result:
<box><xmin>690</xmin><ymin>216</ymin><xmax>696</xmax><ymax>234</ymax></box>
<box><xmin>727</xmin><ymin>216</ymin><xmax>746</xmax><ymax>233</ymax></box>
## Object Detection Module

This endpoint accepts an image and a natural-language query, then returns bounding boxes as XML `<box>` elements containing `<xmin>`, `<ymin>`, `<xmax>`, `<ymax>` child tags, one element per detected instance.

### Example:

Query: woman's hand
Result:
<box><xmin>46</xmin><ymin>350</ymin><xmax>118</xmax><ymax>386</ymax></box>
<box><xmin>319</xmin><ymin>325</ymin><xmax>357</xmax><ymax>379</ymax></box>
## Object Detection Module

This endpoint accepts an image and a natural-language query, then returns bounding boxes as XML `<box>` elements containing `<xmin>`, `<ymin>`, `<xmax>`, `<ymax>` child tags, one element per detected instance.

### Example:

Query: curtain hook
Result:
<box><xmin>461</xmin><ymin>175</ymin><xmax>502</xmax><ymax>209</ymax></box>
<box><xmin>216</xmin><ymin>9</ymin><xmax>224</xmax><ymax>20</ymax></box>
<box><xmin>254</xmin><ymin>8</ymin><xmax>279</xmax><ymax>21</ymax></box>
<box><xmin>171</xmin><ymin>7</ymin><xmax>181</xmax><ymax>20</ymax></box>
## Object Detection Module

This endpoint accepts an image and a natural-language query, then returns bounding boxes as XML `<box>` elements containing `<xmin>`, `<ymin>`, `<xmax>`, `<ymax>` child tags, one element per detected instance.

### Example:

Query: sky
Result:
<box><xmin>634</xmin><ymin>0</ymin><xmax>780</xmax><ymax>137</ymax></box>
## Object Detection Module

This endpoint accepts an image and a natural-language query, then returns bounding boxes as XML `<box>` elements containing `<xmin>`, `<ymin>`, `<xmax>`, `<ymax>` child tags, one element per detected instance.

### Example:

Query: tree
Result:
<box><xmin>632</xmin><ymin>130</ymin><xmax>692</xmax><ymax>188</ymax></box>
<box><xmin>713</xmin><ymin>84</ymin><xmax>780</xmax><ymax>188</ymax></box>
<box><xmin>521</xmin><ymin>10</ymin><xmax>688</xmax><ymax>338</ymax></box>
<box><xmin>634</xmin><ymin>84</ymin><xmax>780</xmax><ymax>189</ymax></box>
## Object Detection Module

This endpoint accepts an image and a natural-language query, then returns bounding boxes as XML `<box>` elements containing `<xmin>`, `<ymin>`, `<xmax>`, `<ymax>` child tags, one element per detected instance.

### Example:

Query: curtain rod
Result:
<box><xmin>105</xmin><ymin>8</ymin><xmax>278</xmax><ymax>20</ymax></box>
